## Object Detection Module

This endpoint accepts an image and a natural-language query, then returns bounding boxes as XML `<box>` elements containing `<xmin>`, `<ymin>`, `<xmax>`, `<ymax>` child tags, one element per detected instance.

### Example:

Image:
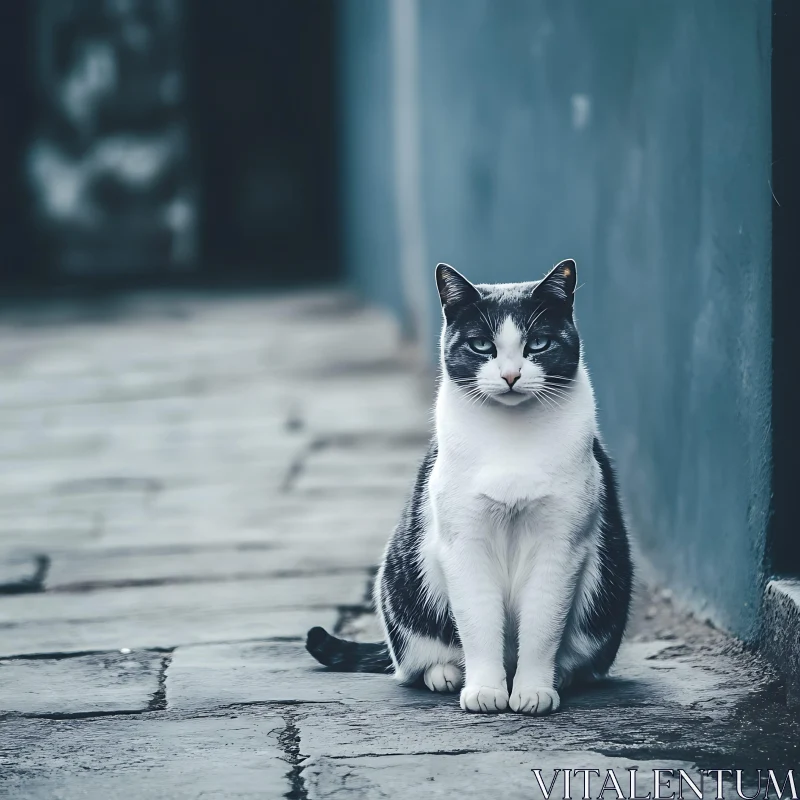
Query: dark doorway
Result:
<box><xmin>770</xmin><ymin>0</ymin><xmax>800</xmax><ymax>576</ymax></box>
<box><xmin>0</xmin><ymin>1</ymin><xmax>339</xmax><ymax>292</ymax></box>
<box><xmin>0</xmin><ymin>3</ymin><xmax>36</xmax><ymax>288</ymax></box>
<box><xmin>186</xmin><ymin>0</ymin><xmax>339</xmax><ymax>285</ymax></box>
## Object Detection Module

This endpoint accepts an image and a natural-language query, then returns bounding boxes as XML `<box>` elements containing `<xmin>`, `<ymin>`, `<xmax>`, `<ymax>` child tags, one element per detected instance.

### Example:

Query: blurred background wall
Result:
<box><xmin>1</xmin><ymin>0</ymin><xmax>338</xmax><ymax>288</ymax></box>
<box><xmin>0</xmin><ymin>0</ymin><xmax>795</xmax><ymax>642</ymax></box>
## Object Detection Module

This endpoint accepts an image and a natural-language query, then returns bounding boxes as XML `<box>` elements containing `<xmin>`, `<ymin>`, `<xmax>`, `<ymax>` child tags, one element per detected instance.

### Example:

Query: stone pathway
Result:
<box><xmin>0</xmin><ymin>291</ymin><xmax>797</xmax><ymax>799</ymax></box>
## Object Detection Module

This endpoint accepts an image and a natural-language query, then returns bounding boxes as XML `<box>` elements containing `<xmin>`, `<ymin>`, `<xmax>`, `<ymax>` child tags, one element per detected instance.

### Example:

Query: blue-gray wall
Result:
<box><xmin>340</xmin><ymin>0</ymin><xmax>772</xmax><ymax>640</ymax></box>
<box><xmin>339</xmin><ymin>0</ymin><xmax>401</xmax><ymax>312</ymax></box>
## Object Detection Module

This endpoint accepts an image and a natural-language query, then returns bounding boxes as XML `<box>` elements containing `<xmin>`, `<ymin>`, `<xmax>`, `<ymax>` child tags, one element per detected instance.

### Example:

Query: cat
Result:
<box><xmin>307</xmin><ymin>259</ymin><xmax>632</xmax><ymax>715</ymax></box>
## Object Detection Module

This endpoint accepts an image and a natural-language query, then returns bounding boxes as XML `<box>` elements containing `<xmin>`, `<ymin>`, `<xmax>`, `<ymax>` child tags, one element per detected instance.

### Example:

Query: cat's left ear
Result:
<box><xmin>533</xmin><ymin>259</ymin><xmax>577</xmax><ymax>309</ymax></box>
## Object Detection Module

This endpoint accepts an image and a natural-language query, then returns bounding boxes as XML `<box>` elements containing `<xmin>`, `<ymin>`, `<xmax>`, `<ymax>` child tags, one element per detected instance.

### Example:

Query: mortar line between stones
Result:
<box><xmin>325</xmin><ymin>748</ymin><xmax>488</xmax><ymax>759</ymax></box>
<box><xmin>148</xmin><ymin>649</ymin><xmax>174</xmax><ymax>711</ymax></box>
<box><xmin>280</xmin><ymin>438</ymin><xmax>325</xmax><ymax>493</ymax></box>
<box><xmin>0</xmin><ymin>635</ymin><xmax>304</xmax><ymax>661</ymax></box>
<box><xmin>0</xmin><ymin>554</ymin><xmax>50</xmax><ymax>596</ymax></box>
<box><xmin>278</xmin><ymin>707</ymin><xmax>309</xmax><ymax>800</ymax></box>
<box><xmin>8</xmin><ymin>708</ymin><xmax>152</xmax><ymax>722</ymax></box>
<box><xmin>46</xmin><ymin>565</ymin><xmax>372</xmax><ymax>595</ymax></box>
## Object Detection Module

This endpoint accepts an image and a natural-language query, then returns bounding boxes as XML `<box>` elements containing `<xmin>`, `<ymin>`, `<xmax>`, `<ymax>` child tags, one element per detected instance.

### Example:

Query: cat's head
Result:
<box><xmin>436</xmin><ymin>260</ymin><xmax>580</xmax><ymax>407</ymax></box>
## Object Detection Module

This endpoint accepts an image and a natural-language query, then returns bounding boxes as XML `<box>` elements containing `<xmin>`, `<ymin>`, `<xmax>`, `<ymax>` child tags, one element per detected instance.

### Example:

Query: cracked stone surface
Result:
<box><xmin>0</xmin><ymin>291</ymin><xmax>797</xmax><ymax>799</ymax></box>
<box><xmin>302</xmin><ymin>753</ymin><xmax>700</xmax><ymax>800</ymax></box>
<box><xmin>167</xmin><ymin>640</ymin><xmax>447</xmax><ymax>710</ymax></box>
<box><xmin>0</xmin><ymin>651</ymin><xmax>165</xmax><ymax>716</ymax></box>
<box><xmin>0</xmin><ymin>575</ymin><xmax>358</xmax><ymax>656</ymax></box>
<box><xmin>44</xmin><ymin>545</ymin><xmax>375</xmax><ymax>591</ymax></box>
<box><xmin>0</xmin><ymin>711</ymin><xmax>289</xmax><ymax>800</ymax></box>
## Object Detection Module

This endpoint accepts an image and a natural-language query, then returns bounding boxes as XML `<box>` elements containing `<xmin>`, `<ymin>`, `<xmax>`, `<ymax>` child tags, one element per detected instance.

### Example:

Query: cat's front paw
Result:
<box><xmin>460</xmin><ymin>685</ymin><xmax>509</xmax><ymax>713</ymax></box>
<box><xmin>508</xmin><ymin>686</ymin><xmax>560</xmax><ymax>716</ymax></box>
<box><xmin>423</xmin><ymin>663</ymin><xmax>463</xmax><ymax>693</ymax></box>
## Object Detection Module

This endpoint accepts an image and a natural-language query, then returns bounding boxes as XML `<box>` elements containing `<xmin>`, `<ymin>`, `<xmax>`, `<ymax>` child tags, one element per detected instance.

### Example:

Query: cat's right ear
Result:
<box><xmin>435</xmin><ymin>263</ymin><xmax>480</xmax><ymax>311</ymax></box>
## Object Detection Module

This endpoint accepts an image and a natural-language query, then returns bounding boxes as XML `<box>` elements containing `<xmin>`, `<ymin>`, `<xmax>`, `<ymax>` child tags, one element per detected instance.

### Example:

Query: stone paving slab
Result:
<box><xmin>0</xmin><ymin>711</ymin><xmax>289</xmax><ymax>800</ymax></box>
<box><xmin>0</xmin><ymin>651</ymin><xmax>164</xmax><ymax>716</ymax></box>
<box><xmin>43</xmin><ymin>546</ymin><xmax>374</xmax><ymax>591</ymax></box>
<box><xmin>0</xmin><ymin>608</ymin><xmax>336</xmax><ymax>658</ymax></box>
<box><xmin>303</xmin><ymin>752</ymin><xmax>699</xmax><ymax>800</ymax></box>
<box><xmin>167</xmin><ymin>641</ymin><xmax>443</xmax><ymax>711</ymax></box>
<box><xmin>0</xmin><ymin>573</ymin><xmax>367</xmax><ymax>627</ymax></box>
<box><xmin>291</xmin><ymin>443</ymin><xmax>425</xmax><ymax>496</ymax></box>
<box><xmin>0</xmin><ymin>496</ymin><xmax>399</xmax><ymax>553</ymax></box>
<box><xmin>294</xmin><ymin>695</ymin><xmax>797</xmax><ymax>772</ymax></box>
<box><xmin>287</xmin><ymin>625</ymin><xmax>799</xmax><ymax>772</ymax></box>
<box><xmin>0</xmin><ymin>296</ymin><xmax>401</xmax><ymax>412</ymax></box>
<box><xmin>0</xmin><ymin>569</ymin><xmax>366</xmax><ymax>656</ymax></box>
<box><xmin>0</xmin><ymin>424</ymin><xmax>402</xmax><ymax>476</ymax></box>
<box><xmin>0</xmin><ymin>439</ymin><xmax>301</xmax><ymax>523</ymax></box>
<box><xmin>0</xmin><ymin>446</ymin><xmax>301</xmax><ymax>502</ymax></box>
<box><xmin>165</xmin><ymin>638</ymin><xmax>757</xmax><ymax>715</ymax></box>
<box><xmin>298</xmin><ymin>377</ymin><xmax>430</xmax><ymax>439</ymax></box>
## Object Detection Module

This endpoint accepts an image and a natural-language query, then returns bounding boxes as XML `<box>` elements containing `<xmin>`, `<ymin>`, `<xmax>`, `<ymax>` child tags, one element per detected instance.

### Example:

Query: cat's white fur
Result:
<box><xmin>377</xmin><ymin>310</ymin><xmax>607</xmax><ymax>715</ymax></box>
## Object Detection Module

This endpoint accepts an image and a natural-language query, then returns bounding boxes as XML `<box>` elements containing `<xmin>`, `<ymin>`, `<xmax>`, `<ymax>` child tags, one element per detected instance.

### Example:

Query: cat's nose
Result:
<box><xmin>502</xmin><ymin>370</ymin><xmax>520</xmax><ymax>388</ymax></box>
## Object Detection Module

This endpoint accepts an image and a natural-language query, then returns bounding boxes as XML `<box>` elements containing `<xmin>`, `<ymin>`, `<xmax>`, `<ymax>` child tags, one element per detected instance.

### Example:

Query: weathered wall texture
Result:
<box><xmin>341</xmin><ymin>0</ymin><xmax>772</xmax><ymax>639</ymax></box>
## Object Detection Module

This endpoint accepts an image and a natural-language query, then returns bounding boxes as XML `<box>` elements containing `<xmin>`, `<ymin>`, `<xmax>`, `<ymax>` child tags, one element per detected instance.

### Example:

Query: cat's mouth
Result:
<box><xmin>493</xmin><ymin>388</ymin><xmax>532</xmax><ymax>407</ymax></box>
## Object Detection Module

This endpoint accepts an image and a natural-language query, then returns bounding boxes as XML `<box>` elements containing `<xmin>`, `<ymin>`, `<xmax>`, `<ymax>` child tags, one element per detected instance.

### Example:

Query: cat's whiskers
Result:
<box><xmin>533</xmin><ymin>390</ymin><xmax>559</xmax><ymax>413</ymax></box>
<box><xmin>451</xmin><ymin>378</ymin><xmax>490</xmax><ymax>409</ymax></box>
<box><xmin>525</xmin><ymin>306</ymin><xmax>548</xmax><ymax>335</ymax></box>
<box><xmin>539</xmin><ymin>383</ymin><xmax>571</xmax><ymax>401</ymax></box>
<box><xmin>546</xmin><ymin>375</ymin><xmax>578</xmax><ymax>385</ymax></box>
<box><xmin>532</xmin><ymin>384</ymin><xmax>570</xmax><ymax>412</ymax></box>
<box><xmin>543</xmin><ymin>382</ymin><xmax>578</xmax><ymax>399</ymax></box>
<box><xmin>524</xmin><ymin>303</ymin><xmax>544</xmax><ymax>332</ymax></box>
<box><xmin>541</xmin><ymin>384</ymin><xmax>573</xmax><ymax>401</ymax></box>
<box><xmin>539</xmin><ymin>395</ymin><xmax>565</xmax><ymax>412</ymax></box>
<box><xmin>476</xmin><ymin>306</ymin><xmax>496</xmax><ymax>337</ymax></box>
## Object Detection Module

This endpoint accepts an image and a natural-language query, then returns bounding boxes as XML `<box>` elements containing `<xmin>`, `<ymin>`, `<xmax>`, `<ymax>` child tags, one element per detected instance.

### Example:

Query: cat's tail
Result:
<box><xmin>305</xmin><ymin>626</ymin><xmax>393</xmax><ymax>673</ymax></box>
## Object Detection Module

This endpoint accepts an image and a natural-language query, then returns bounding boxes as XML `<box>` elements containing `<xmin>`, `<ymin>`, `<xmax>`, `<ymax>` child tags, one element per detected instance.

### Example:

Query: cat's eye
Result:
<box><xmin>525</xmin><ymin>335</ymin><xmax>550</xmax><ymax>355</ymax></box>
<box><xmin>468</xmin><ymin>337</ymin><xmax>495</xmax><ymax>355</ymax></box>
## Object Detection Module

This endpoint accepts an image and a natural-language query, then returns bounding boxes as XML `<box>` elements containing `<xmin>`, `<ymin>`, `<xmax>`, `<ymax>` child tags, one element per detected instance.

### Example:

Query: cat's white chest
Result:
<box><xmin>470</xmin><ymin>447</ymin><xmax>553</xmax><ymax>508</ymax></box>
<box><xmin>432</xmin><ymin>372</ymin><xmax>598</xmax><ymax>515</ymax></box>
<box><xmin>437</xmin><ymin>413</ymin><xmax>575</xmax><ymax>508</ymax></box>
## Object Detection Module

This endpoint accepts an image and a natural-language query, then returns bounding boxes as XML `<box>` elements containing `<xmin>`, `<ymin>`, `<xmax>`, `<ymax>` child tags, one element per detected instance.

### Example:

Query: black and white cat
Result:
<box><xmin>307</xmin><ymin>260</ymin><xmax>632</xmax><ymax>715</ymax></box>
